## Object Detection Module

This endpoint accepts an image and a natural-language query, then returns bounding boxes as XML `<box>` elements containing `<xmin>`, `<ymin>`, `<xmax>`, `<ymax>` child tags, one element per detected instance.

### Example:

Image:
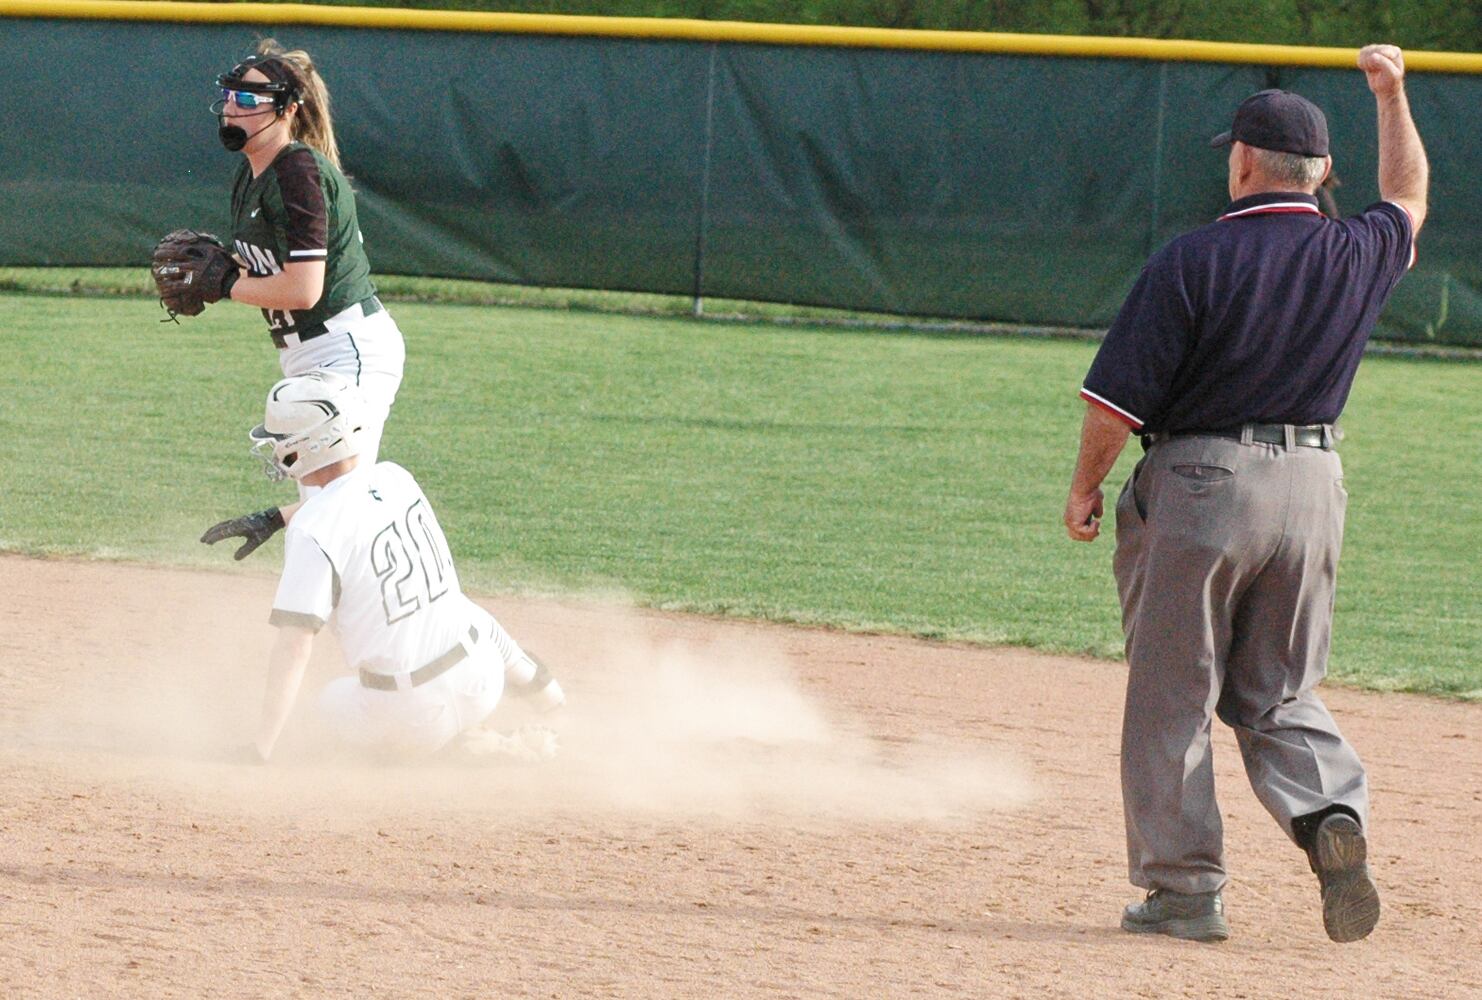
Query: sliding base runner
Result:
<box><xmin>228</xmin><ymin>370</ymin><xmax>564</xmax><ymax>763</ymax></box>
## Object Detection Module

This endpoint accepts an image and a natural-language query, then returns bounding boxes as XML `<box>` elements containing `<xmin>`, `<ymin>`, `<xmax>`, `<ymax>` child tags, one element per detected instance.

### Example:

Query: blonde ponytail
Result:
<box><xmin>255</xmin><ymin>38</ymin><xmax>343</xmax><ymax>171</ymax></box>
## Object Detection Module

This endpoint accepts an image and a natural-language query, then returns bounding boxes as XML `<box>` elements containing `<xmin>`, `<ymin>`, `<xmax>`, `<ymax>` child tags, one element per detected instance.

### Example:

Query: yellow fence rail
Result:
<box><xmin>4</xmin><ymin>0</ymin><xmax>1482</xmax><ymax>72</ymax></box>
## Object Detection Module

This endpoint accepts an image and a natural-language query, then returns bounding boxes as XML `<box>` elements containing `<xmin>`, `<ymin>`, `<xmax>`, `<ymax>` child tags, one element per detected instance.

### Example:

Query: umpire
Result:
<box><xmin>1063</xmin><ymin>44</ymin><xmax>1427</xmax><ymax>944</ymax></box>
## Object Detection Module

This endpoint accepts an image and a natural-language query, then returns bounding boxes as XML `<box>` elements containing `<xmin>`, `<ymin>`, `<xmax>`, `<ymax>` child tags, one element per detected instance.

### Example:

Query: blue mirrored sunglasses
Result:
<box><xmin>221</xmin><ymin>88</ymin><xmax>277</xmax><ymax>109</ymax></box>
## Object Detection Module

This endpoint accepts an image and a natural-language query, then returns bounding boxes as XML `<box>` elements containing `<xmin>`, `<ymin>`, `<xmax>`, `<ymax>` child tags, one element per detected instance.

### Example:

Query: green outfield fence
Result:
<box><xmin>3</xmin><ymin>1</ymin><xmax>1480</xmax><ymax>345</ymax></box>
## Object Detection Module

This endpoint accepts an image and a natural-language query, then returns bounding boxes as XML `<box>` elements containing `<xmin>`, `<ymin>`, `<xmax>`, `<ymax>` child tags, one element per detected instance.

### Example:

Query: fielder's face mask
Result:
<box><xmin>211</xmin><ymin>56</ymin><xmax>300</xmax><ymax>152</ymax></box>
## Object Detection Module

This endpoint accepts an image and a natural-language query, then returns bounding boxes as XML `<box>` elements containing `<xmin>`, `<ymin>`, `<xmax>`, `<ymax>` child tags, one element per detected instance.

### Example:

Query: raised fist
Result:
<box><xmin>1358</xmin><ymin>44</ymin><xmax>1405</xmax><ymax>97</ymax></box>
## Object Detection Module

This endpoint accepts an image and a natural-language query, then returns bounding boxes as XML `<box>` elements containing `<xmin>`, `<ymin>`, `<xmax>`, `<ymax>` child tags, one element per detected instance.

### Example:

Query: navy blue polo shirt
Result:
<box><xmin>1081</xmin><ymin>192</ymin><xmax>1414</xmax><ymax>433</ymax></box>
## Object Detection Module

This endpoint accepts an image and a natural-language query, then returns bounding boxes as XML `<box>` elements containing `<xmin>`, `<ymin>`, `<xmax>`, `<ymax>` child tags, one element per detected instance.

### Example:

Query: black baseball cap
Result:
<box><xmin>1210</xmin><ymin>89</ymin><xmax>1329</xmax><ymax>157</ymax></box>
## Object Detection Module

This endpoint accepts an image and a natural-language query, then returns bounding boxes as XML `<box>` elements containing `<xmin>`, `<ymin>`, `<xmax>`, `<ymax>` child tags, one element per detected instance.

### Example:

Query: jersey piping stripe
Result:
<box><xmin>346</xmin><ymin>329</ymin><xmax>363</xmax><ymax>384</ymax></box>
<box><xmin>1217</xmin><ymin>202</ymin><xmax>1324</xmax><ymax>221</ymax></box>
<box><xmin>289</xmin><ymin>248</ymin><xmax>328</xmax><ymax>258</ymax></box>
<box><xmin>1384</xmin><ymin>200</ymin><xmax>1420</xmax><ymax>270</ymax></box>
<box><xmin>312</xmin><ymin>537</ymin><xmax>341</xmax><ymax>610</ymax></box>
<box><xmin>1080</xmin><ymin>387</ymin><xmax>1143</xmax><ymax>429</ymax></box>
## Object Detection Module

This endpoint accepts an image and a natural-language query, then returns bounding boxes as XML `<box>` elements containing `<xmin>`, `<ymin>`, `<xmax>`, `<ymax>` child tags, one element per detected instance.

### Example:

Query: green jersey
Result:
<box><xmin>229</xmin><ymin>142</ymin><xmax>378</xmax><ymax>342</ymax></box>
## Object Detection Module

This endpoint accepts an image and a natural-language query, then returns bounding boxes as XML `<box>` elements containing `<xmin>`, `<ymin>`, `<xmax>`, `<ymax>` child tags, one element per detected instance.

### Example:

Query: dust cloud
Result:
<box><xmin>6</xmin><ymin>591</ymin><xmax>1032</xmax><ymax>827</ymax></box>
<box><xmin>525</xmin><ymin>625</ymin><xmax>1033</xmax><ymax>822</ymax></box>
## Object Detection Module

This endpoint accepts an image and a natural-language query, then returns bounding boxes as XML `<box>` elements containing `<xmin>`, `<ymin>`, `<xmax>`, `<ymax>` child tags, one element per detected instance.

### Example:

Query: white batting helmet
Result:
<box><xmin>249</xmin><ymin>370</ymin><xmax>364</xmax><ymax>481</ymax></box>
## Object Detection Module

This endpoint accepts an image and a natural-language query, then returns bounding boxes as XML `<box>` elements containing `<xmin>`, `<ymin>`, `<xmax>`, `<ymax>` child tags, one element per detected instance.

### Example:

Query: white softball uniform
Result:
<box><xmin>279</xmin><ymin>303</ymin><xmax>406</xmax><ymax>498</ymax></box>
<box><xmin>269</xmin><ymin>460</ymin><xmax>528</xmax><ymax>754</ymax></box>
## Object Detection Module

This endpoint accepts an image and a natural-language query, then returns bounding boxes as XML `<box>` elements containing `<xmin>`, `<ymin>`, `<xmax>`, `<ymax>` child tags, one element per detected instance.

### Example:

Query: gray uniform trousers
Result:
<box><xmin>1113</xmin><ymin>430</ymin><xmax>1368</xmax><ymax>895</ymax></box>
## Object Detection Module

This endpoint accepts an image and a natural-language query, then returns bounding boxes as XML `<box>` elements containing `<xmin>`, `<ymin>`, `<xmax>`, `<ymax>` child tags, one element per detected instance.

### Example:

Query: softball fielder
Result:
<box><xmin>199</xmin><ymin>39</ymin><xmax>407</xmax><ymax>559</ymax></box>
<box><xmin>241</xmin><ymin>371</ymin><xmax>563</xmax><ymax>762</ymax></box>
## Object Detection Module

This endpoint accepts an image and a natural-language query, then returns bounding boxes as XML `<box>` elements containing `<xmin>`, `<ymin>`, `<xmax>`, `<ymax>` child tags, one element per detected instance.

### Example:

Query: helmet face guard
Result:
<box><xmin>211</xmin><ymin>55</ymin><xmax>301</xmax><ymax>150</ymax></box>
<box><xmin>211</xmin><ymin>55</ymin><xmax>300</xmax><ymax>115</ymax></box>
<box><xmin>250</xmin><ymin>372</ymin><xmax>363</xmax><ymax>482</ymax></box>
<box><xmin>248</xmin><ymin>426</ymin><xmax>294</xmax><ymax>482</ymax></box>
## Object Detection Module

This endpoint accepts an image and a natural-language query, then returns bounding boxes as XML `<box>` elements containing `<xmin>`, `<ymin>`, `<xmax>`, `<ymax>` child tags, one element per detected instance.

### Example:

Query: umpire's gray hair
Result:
<box><xmin>1250</xmin><ymin>147</ymin><xmax>1330</xmax><ymax>190</ymax></box>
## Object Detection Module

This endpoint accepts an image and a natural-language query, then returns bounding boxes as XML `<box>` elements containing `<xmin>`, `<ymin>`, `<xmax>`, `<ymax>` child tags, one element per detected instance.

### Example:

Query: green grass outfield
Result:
<box><xmin>2</xmin><ymin>283</ymin><xmax>1477</xmax><ymax>698</ymax></box>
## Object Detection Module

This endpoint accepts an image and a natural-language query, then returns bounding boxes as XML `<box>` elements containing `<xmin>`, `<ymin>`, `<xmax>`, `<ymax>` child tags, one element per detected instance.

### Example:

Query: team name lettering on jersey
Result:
<box><xmin>235</xmin><ymin>239</ymin><xmax>282</xmax><ymax>276</ymax></box>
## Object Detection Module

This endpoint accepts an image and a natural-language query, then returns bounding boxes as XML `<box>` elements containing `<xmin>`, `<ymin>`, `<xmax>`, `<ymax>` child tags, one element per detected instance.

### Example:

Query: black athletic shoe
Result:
<box><xmin>1120</xmin><ymin>889</ymin><xmax>1230</xmax><ymax>942</ymax></box>
<box><xmin>1310</xmin><ymin>814</ymin><xmax>1381</xmax><ymax>943</ymax></box>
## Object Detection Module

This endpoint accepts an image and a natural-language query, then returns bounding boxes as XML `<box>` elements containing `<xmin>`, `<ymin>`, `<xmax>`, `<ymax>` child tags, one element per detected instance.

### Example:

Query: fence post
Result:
<box><xmin>692</xmin><ymin>42</ymin><xmax>719</xmax><ymax>318</ymax></box>
<box><xmin>1148</xmin><ymin>61</ymin><xmax>1168</xmax><ymax>256</ymax></box>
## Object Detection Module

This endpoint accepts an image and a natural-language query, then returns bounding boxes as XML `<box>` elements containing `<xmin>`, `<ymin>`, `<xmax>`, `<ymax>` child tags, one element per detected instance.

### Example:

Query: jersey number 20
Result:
<box><xmin>370</xmin><ymin>500</ymin><xmax>452</xmax><ymax>625</ymax></box>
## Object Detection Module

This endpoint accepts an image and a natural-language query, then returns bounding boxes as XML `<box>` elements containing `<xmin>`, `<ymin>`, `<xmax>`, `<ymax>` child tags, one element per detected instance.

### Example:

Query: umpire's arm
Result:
<box><xmin>1065</xmin><ymin>404</ymin><xmax>1132</xmax><ymax>542</ymax></box>
<box><xmin>1360</xmin><ymin>44</ymin><xmax>1428</xmax><ymax>234</ymax></box>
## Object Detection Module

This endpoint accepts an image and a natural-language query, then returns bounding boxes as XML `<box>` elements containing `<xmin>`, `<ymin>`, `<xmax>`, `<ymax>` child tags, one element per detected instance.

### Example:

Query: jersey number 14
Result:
<box><xmin>371</xmin><ymin>499</ymin><xmax>453</xmax><ymax>625</ymax></box>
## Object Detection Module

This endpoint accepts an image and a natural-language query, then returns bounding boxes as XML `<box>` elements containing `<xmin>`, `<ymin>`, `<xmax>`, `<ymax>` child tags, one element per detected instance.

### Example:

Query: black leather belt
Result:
<box><xmin>1142</xmin><ymin>423</ymin><xmax>1333</xmax><ymax>451</ymax></box>
<box><xmin>359</xmin><ymin>624</ymin><xmax>479</xmax><ymax>691</ymax></box>
<box><xmin>271</xmin><ymin>295</ymin><xmax>383</xmax><ymax>350</ymax></box>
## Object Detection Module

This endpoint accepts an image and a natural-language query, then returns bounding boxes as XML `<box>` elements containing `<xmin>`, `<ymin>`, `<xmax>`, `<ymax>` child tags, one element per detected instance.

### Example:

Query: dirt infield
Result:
<box><xmin>1</xmin><ymin>554</ymin><xmax>1478</xmax><ymax>998</ymax></box>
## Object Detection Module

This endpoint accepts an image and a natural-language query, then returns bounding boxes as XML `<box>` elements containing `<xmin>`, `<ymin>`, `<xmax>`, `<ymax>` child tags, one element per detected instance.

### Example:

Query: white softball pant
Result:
<box><xmin>315</xmin><ymin>607</ymin><xmax>542</xmax><ymax>755</ymax></box>
<box><xmin>279</xmin><ymin>303</ymin><xmax>406</xmax><ymax>497</ymax></box>
<box><xmin>315</xmin><ymin>610</ymin><xmax>510</xmax><ymax>756</ymax></box>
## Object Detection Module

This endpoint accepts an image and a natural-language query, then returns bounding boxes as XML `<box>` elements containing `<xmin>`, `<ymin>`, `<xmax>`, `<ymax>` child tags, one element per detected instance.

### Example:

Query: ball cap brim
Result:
<box><xmin>1210</xmin><ymin>89</ymin><xmax>1329</xmax><ymax>157</ymax></box>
